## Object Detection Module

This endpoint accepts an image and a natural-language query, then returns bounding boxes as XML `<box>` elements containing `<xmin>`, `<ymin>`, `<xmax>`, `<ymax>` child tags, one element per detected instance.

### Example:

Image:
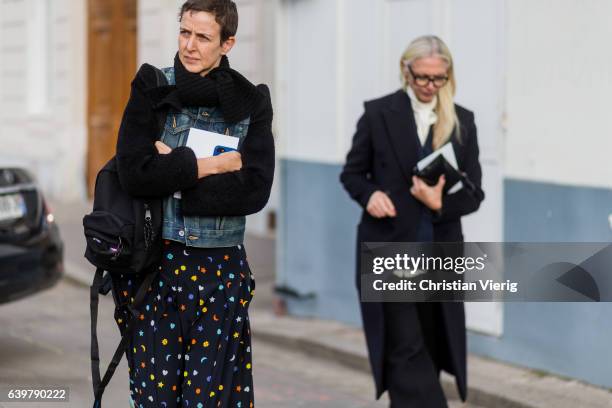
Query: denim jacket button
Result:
<box><xmin>202</xmin><ymin>111</ymin><xmax>209</xmax><ymax>117</ymax></box>
<box><xmin>178</xmin><ymin>230</ymin><xmax>185</xmax><ymax>237</ymax></box>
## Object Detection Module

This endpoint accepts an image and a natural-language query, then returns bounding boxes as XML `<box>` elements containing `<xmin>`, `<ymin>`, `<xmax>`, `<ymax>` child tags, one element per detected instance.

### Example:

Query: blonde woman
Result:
<box><xmin>340</xmin><ymin>35</ymin><xmax>484</xmax><ymax>407</ymax></box>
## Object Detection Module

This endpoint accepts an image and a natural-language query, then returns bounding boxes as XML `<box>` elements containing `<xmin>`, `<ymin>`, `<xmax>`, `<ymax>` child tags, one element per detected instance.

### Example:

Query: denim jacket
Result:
<box><xmin>159</xmin><ymin>67</ymin><xmax>250</xmax><ymax>248</ymax></box>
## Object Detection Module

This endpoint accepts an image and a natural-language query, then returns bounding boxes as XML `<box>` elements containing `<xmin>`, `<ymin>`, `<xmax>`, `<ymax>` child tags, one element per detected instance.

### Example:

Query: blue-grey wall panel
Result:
<box><xmin>280</xmin><ymin>164</ymin><xmax>612</xmax><ymax>387</ymax></box>
<box><xmin>278</xmin><ymin>159</ymin><xmax>363</xmax><ymax>325</ymax></box>
<box><xmin>470</xmin><ymin>179</ymin><xmax>612</xmax><ymax>388</ymax></box>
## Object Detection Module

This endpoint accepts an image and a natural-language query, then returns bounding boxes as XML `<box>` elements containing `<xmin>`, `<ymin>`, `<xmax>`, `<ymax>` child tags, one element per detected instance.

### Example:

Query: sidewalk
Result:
<box><xmin>251</xmin><ymin>313</ymin><xmax>612</xmax><ymax>408</ymax></box>
<box><xmin>52</xmin><ymin>199</ymin><xmax>612</xmax><ymax>408</ymax></box>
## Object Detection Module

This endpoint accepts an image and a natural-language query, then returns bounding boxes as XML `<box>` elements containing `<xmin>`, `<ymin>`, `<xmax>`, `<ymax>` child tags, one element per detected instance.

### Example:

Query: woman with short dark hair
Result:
<box><xmin>112</xmin><ymin>1</ymin><xmax>274</xmax><ymax>407</ymax></box>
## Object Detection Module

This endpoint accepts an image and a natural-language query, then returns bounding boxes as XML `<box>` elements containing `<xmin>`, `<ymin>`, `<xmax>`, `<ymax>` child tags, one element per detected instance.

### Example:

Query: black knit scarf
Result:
<box><xmin>171</xmin><ymin>53</ymin><xmax>260</xmax><ymax>124</ymax></box>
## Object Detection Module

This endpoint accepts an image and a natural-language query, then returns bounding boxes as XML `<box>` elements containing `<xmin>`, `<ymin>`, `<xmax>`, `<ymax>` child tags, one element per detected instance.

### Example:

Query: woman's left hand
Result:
<box><xmin>410</xmin><ymin>175</ymin><xmax>445</xmax><ymax>211</ymax></box>
<box><xmin>155</xmin><ymin>141</ymin><xmax>172</xmax><ymax>155</ymax></box>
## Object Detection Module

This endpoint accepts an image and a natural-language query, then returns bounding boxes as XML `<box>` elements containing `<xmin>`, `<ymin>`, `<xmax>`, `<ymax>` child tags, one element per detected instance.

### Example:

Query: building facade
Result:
<box><xmin>1</xmin><ymin>0</ymin><xmax>611</xmax><ymax>391</ymax></box>
<box><xmin>275</xmin><ymin>0</ymin><xmax>612</xmax><ymax>390</ymax></box>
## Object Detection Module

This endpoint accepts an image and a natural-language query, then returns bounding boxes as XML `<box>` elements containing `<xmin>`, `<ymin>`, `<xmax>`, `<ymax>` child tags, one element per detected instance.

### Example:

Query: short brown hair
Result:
<box><xmin>178</xmin><ymin>0</ymin><xmax>238</xmax><ymax>43</ymax></box>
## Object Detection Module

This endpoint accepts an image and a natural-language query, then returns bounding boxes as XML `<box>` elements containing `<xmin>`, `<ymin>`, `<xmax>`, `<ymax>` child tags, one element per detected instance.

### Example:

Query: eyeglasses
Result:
<box><xmin>407</xmin><ymin>65</ymin><xmax>449</xmax><ymax>88</ymax></box>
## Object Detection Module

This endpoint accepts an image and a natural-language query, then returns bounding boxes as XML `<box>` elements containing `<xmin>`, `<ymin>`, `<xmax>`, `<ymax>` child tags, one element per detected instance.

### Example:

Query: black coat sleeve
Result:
<box><xmin>180</xmin><ymin>84</ymin><xmax>275</xmax><ymax>216</ymax></box>
<box><xmin>434</xmin><ymin>113</ymin><xmax>485</xmax><ymax>223</ymax></box>
<box><xmin>115</xmin><ymin>64</ymin><xmax>199</xmax><ymax>198</ymax></box>
<box><xmin>340</xmin><ymin>105</ymin><xmax>381</xmax><ymax>208</ymax></box>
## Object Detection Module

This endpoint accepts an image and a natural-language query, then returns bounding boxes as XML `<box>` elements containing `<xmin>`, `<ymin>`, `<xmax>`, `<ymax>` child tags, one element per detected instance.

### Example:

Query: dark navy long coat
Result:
<box><xmin>340</xmin><ymin>89</ymin><xmax>485</xmax><ymax>401</ymax></box>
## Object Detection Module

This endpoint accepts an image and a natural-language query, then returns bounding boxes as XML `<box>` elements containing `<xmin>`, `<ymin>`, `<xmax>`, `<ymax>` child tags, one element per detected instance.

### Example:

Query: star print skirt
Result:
<box><xmin>111</xmin><ymin>240</ymin><xmax>255</xmax><ymax>408</ymax></box>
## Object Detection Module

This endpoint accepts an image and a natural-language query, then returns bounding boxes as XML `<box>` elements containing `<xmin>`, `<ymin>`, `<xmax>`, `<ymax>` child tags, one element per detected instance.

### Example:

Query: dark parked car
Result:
<box><xmin>0</xmin><ymin>168</ymin><xmax>63</xmax><ymax>303</ymax></box>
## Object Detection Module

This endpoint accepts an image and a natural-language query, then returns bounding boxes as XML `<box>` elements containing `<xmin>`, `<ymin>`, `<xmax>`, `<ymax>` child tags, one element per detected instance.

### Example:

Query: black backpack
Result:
<box><xmin>83</xmin><ymin>159</ymin><xmax>163</xmax><ymax>275</ymax></box>
<box><xmin>83</xmin><ymin>66</ymin><xmax>168</xmax><ymax>408</ymax></box>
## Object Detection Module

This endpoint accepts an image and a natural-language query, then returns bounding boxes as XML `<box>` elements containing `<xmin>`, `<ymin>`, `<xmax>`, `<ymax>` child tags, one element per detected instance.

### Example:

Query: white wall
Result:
<box><xmin>231</xmin><ymin>0</ymin><xmax>612</xmax><ymax>333</ymax></box>
<box><xmin>506</xmin><ymin>0</ymin><xmax>612</xmax><ymax>190</ymax></box>
<box><xmin>275</xmin><ymin>0</ymin><xmax>340</xmax><ymax>164</ymax></box>
<box><xmin>233</xmin><ymin>0</ymin><xmax>279</xmax><ymax>235</ymax></box>
<box><xmin>0</xmin><ymin>0</ymin><xmax>87</xmax><ymax>201</ymax></box>
<box><xmin>138</xmin><ymin>0</ymin><xmax>183</xmax><ymax>68</ymax></box>
<box><xmin>277</xmin><ymin>0</ymin><xmax>505</xmax><ymax>334</ymax></box>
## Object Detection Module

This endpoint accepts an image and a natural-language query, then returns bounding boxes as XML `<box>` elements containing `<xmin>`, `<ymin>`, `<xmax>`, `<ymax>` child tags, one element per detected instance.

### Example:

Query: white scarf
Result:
<box><xmin>407</xmin><ymin>87</ymin><xmax>438</xmax><ymax>146</ymax></box>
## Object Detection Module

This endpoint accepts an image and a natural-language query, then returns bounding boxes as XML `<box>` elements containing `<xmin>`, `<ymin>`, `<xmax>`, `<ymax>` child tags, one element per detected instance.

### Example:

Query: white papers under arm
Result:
<box><xmin>185</xmin><ymin>128</ymin><xmax>239</xmax><ymax>158</ymax></box>
<box><xmin>173</xmin><ymin>128</ymin><xmax>240</xmax><ymax>199</ymax></box>
<box><xmin>415</xmin><ymin>142</ymin><xmax>464</xmax><ymax>192</ymax></box>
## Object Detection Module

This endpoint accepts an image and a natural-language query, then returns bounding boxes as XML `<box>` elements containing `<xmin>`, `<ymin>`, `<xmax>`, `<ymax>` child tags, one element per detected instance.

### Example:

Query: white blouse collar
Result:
<box><xmin>407</xmin><ymin>86</ymin><xmax>437</xmax><ymax>112</ymax></box>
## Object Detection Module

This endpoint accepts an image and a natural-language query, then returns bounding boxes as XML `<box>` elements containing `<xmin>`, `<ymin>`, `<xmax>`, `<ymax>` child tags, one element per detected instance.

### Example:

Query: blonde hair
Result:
<box><xmin>400</xmin><ymin>35</ymin><xmax>460</xmax><ymax>149</ymax></box>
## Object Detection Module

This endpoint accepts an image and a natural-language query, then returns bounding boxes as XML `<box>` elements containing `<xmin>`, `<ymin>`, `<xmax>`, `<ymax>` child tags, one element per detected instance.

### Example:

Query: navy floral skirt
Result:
<box><xmin>112</xmin><ymin>240</ymin><xmax>255</xmax><ymax>408</ymax></box>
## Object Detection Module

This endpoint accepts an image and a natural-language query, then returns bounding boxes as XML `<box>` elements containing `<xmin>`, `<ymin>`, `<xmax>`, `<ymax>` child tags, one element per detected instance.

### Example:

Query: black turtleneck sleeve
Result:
<box><xmin>180</xmin><ymin>84</ymin><xmax>275</xmax><ymax>216</ymax></box>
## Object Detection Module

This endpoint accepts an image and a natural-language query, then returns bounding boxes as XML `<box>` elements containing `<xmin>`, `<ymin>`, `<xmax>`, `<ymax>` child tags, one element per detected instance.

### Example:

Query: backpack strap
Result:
<box><xmin>151</xmin><ymin>66</ymin><xmax>169</xmax><ymax>140</ymax></box>
<box><xmin>153</xmin><ymin>66</ymin><xmax>167</xmax><ymax>87</ymax></box>
<box><xmin>90</xmin><ymin>268</ymin><xmax>158</xmax><ymax>408</ymax></box>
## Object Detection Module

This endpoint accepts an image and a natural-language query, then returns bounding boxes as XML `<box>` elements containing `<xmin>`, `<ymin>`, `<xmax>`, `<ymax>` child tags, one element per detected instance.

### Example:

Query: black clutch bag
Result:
<box><xmin>412</xmin><ymin>154</ymin><xmax>463</xmax><ymax>194</ymax></box>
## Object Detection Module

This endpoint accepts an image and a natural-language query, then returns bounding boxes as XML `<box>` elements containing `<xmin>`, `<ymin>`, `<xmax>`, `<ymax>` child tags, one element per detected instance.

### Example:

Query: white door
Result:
<box><xmin>449</xmin><ymin>0</ymin><xmax>505</xmax><ymax>336</ymax></box>
<box><xmin>378</xmin><ymin>0</ymin><xmax>506</xmax><ymax>336</ymax></box>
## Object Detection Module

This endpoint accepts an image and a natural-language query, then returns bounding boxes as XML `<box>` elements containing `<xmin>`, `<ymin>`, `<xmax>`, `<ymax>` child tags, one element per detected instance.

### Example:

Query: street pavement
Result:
<box><xmin>1</xmin><ymin>200</ymin><xmax>609</xmax><ymax>407</ymax></box>
<box><xmin>0</xmin><ymin>200</ymin><xmax>395</xmax><ymax>408</ymax></box>
<box><xmin>0</xmin><ymin>280</ymin><xmax>392</xmax><ymax>408</ymax></box>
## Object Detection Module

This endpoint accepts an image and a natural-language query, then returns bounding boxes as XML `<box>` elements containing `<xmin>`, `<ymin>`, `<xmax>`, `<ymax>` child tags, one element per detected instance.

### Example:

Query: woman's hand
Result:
<box><xmin>410</xmin><ymin>175</ymin><xmax>445</xmax><ymax>211</ymax></box>
<box><xmin>196</xmin><ymin>151</ymin><xmax>242</xmax><ymax>179</ymax></box>
<box><xmin>155</xmin><ymin>141</ymin><xmax>172</xmax><ymax>154</ymax></box>
<box><xmin>155</xmin><ymin>141</ymin><xmax>242</xmax><ymax>178</ymax></box>
<box><xmin>366</xmin><ymin>191</ymin><xmax>397</xmax><ymax>218</ymax></box>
